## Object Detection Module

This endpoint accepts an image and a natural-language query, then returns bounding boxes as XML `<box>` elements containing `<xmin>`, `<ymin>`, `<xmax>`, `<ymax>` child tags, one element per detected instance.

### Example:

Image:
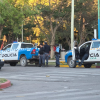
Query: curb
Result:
<box><xmin>60</xmin><ymin>65</ymin><xmax>100</xmax><ymax>68</ymax></box>
<box><xmin>0</xmin><ymin>80</ymin><xmax>11</xmax><ymax>89</ymax></box>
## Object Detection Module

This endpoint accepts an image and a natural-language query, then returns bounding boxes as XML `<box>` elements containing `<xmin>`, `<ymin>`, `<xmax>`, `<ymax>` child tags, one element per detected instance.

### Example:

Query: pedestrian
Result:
<box><xmin>44</xmin><ymin>41</ymin><xmax>51</xmax><ymax>66</ymax></box>
<box><xmin>79</xmin><ymin>44</ymin><xmax>90</xmax><ymax>67</ymax></box>
<box><xmin>39</xmin><ymin>43</ymin><xmax>45</xmax><ymax>67</ymax></box>
<box><xmin>55</xmin><ymin>44</ymin><xmax>60</xmax><ymax>67</ymax></box>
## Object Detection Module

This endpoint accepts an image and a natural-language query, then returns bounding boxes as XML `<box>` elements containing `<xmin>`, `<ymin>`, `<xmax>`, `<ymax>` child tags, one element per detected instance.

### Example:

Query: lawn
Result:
<box><xmin>0</xmin><ymin>78</ymin><xmax>7</xmax><ymax>83</ymax></box>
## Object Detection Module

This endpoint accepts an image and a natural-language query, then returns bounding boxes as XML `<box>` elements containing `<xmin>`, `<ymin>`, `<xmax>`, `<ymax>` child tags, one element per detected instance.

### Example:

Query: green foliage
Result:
<box><xmin>23</xmin><ymin>21</ymin><xmax>36</xmax><ymax>37</ymax></box>
<box><xmin>34</xmin><ymin>0</ymin><xmax>71</xmax><ymax>44</ymax></box>
<box><xmin>39</xmin><ymin>33</ymin><xmax>46</xmax><ymax>43</ymax></box>
<box><xmin>0</xmin><ymin>0</ymin><xmax>36</xmax><ymax>39</ymax></box>
<box><xmin>0</xmin><ymin>0</ymin><xmax>23</xmax><ymax>35</ymax></box>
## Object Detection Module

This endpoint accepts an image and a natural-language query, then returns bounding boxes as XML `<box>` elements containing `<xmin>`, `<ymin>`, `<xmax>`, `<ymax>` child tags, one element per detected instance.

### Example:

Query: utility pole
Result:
<box><xmin>71</xmin><ymin>0</ymin><xmax>74</xmax><ymax>49</ymax></box>
<box><xmin>22</xmin><ymin>23</ymin><xmax>23</xmax><ymax>42</ymax></box>
<box><xmin>98</xmin><ymin>0</ymin><xmax>100</xmax><ymax>39</ymax></box>
<box><xmin>21</xmin><ymin>7</ymin><xmax>23</xmax><ymax>42</ymax></box>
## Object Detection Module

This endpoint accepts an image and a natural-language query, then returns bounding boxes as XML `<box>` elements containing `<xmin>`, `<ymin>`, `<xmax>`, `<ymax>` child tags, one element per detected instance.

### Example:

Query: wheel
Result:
<box><xmin>0</xmin><ymin>67</ymin><xmax>1</xmax><ymax>70</ymax></box>
<box><xmin>84</xmin><ymin>64</ymin><xmax>92</xmax><ymax>68</ymax></box>
<box><xmin>20</xmin><ymin>56</ymin><xmax>27</xmax><ymax>67</ymax></box>
<box><xmin>68</xmin><ymin>57</ymin><xmax>76</xmax><ymax>68</ymax></box>
<box><xmin>10</xmin><ymin>62</ymin><xmax>17</xmax><ymax>66</ymax></box>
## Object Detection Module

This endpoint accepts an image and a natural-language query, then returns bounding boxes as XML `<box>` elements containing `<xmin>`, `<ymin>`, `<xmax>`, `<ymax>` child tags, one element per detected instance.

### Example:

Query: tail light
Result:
<box><xmin>31</xmin><ymin>49</ymin><xmax>36</xmax><ymax>54</ymax></box>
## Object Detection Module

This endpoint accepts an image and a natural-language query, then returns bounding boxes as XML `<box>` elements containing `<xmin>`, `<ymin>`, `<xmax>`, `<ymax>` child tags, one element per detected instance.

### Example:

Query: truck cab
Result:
<box><xmin>65</xmin><ymin>39</ymin><xmax>100</xmax><ymax>68</ymax></box>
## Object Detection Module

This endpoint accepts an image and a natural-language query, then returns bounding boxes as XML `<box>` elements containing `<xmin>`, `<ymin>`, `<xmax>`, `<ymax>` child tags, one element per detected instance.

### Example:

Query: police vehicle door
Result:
<box><xmin>10</xmin><ymin>43</ymin><xmax>19</xmax><ymax>60</ymax></box>
<box><xmin>89</xmin><ymin>41</ymin><xmax>100</xmax><ymax>62</ymax></box>
<box><xmin>79</xmin><ymin>42</ymin><xmax>91</xmax><ymax>62</ymax></box>
<box><xmin>0</xmin><ymin>44</ymin><xmax>12</xmax><ymax>60</ymax></box>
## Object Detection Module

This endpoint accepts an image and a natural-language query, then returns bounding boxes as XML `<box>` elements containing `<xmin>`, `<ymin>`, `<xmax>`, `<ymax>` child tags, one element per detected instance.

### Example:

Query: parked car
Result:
<box><xmin>65</xmin><ymin>39</ymin><xmax>100</xmax><ymax>68</ymax></box>
<box><xmin>0</xmin><ymin>42</ymin><xmax>39</xmax><ymax>67</ymax></box>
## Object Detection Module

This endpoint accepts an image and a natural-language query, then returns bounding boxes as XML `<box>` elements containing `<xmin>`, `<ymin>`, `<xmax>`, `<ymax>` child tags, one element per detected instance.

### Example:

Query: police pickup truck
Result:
<box><xmin>0</xmin><ymin>42</ymin><xmax>39</xmax><ymax>67</ymax></box>
<box><xmin>65</xmin><ymin>39</ymin><xmax>100</xmax><ymax>68</ymax></box>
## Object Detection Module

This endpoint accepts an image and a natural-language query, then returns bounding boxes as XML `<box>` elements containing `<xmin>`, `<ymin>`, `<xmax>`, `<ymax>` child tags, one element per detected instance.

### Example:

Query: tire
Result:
<box><xmin>68</xmin><ymin>57</ymin><xmax>76</xmax><ymax>68</ymax></box>
<box><xmin>10</xmin><ymin>62</ymin><xmax>17</xmax><ymax>66</ymax></box>
<box><xmin>20</xmin><ymin>56</ymin><xmax>27</xmax><ymax>67</ymax></box>
<box><xmin>0</xmin><ymin>67</ymin><xmax>1</xmax><ymax>70</ymax></box>
<box><xmin>84</xmin><ymin>64</ymin><xmax>92</xmax><ymax>68</ymax></box>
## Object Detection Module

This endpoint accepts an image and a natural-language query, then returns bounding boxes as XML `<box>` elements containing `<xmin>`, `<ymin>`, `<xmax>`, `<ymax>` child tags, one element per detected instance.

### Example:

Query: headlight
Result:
<box><xmin>1</xmin><ymin>59</ymin><xmax>4</xmax><ymax>62</ymax></box>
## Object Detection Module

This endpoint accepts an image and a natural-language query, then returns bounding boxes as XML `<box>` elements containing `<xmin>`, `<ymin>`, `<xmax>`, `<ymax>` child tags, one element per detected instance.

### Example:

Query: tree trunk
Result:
<box><xmin>50</xmin><ymin>32</ymin><xmax>55</xmax><ymax>59</ymax></box>
<box><xmin>50</xmin><ymin>45</ymin><xmax>54</xmax><ymax>59</ymax></box>
<box><xmin>78</xmin><ymin>17</ymin><xmax>86</xmax><ymax>46</ymax></box>
<box><xmin>0</xmin><ymin>25</ymin><xmax>3</xmax><ymax>39</ymax></box>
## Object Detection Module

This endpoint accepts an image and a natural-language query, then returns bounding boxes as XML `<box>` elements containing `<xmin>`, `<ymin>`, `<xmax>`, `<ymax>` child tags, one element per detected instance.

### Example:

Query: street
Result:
<box><xmin>0</xmin><ymin>64</ymin><xmax>100</xmax><ymax>100</ymax></box>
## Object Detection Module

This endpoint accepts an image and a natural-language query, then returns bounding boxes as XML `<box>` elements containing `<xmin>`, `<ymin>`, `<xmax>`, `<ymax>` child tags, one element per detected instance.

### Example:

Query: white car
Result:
<box><xmin>65</xmin><ymin>39</ymin><xmax>100</xmax><ymax>68</ymax></box>
<box><xmin>0</xmin><ymin>42</ymin><xmax>39</xmax><ymax>67</ymax></box>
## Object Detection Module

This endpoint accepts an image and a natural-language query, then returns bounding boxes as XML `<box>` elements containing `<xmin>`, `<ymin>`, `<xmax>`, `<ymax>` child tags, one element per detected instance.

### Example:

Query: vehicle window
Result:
<box><xmin>3</xmin><ymin>44</ymin><xmax>11</xmax><ymax>50</ymax></box>
<box><xmin>21</xmin><ymin>44</ymin><xmax>34</xmax><ymax>48</ymax></box>
<box><xmin>80</xmin><ymin>43</ymin><xmax>91</xmax><ymax>49</ymax></box>
<box><xmin>92</xmin><ymin>41</ymin><xmax>100</xmax><ymax>48</ymax></box>
<box><xmin>12</xmin><ymin>44</ymin><xmax>19</xmax><ymax>49</ymax></box>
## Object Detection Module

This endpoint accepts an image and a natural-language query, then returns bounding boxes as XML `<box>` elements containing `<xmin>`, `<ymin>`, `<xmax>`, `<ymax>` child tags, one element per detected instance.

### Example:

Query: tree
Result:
<box><xmin>34</xmin><ymin>0</ymin><xmax>71</xmax><ymax>58</ymax></box>
<box><xmin>0</xmin><ymin>0</ymin><xmax>34</xmax><ymax>41</ymax></box>
<box><xmin>74</xmin><ymin>0</ymin><xmax>98</xmax><ymax>45</ymax></box>
<box><xmin>0</xmin><ymin>0</ymin><xmax>23</xmax><ymax>39</ymax></box>
<box><xmin>58</xmin><ymin>0</ymin><xmax>98</xmax><ymax>49</ymax></box>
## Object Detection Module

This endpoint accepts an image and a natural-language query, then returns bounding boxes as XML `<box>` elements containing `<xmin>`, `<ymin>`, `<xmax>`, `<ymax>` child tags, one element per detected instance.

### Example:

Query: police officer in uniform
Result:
<box><xmin>55</xmin><ymin>44</ymin><xmax>60</xmax><ymax>67</ymax></box>
<box><xmin>44</xmin><ymin>42</ymin><xmax>51</xmax><ymax>66</ymax></box>
<box><xmin>39</xmin><ymin>43</ymin><xmax>45</xmax><ymax>67</ymax></box>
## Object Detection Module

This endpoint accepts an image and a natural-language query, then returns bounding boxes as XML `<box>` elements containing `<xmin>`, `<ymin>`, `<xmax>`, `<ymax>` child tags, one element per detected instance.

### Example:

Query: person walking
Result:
<box><xmin>44</xmin><ymin>41</ymin><xmax>51</xmax><ymax>66</ymax></box>
<box><xmin>39</xmin><ymin>43</ymin><xmax>45</xmax><ymax>67</ymax></box>
<box><xmin>55</xmin><ymin>44</ymin><xmax>60</xmax><ymax>67</ymax></box>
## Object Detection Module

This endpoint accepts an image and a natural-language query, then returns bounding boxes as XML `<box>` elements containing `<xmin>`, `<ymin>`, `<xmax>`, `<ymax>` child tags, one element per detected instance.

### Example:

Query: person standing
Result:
<box><xmin>55</xmin><ymin>44</ymin><xmax>60</xmax><ymax>67</ymax></box>
<box><xmin>39</xmin><ymin>43</ymin><xmax>45</xmax><ymax>67</ymax></box>
<box><xmin>44</xmin><ymin>42</ymin><xmax>51</xmax><ymax>66</ymax></box>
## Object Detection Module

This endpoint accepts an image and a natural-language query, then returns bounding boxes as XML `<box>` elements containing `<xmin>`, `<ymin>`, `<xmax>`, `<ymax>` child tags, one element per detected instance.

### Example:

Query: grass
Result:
<box><xmin>48</xmin><ymin>62</ymin><xmax>67</xmax><ymax>65</ymax></box>
<box><xmin>0</xmin><ymin>78</ymin><xmax>7</xmax><ymax>83</ymax></box>
<box><xmin>48</xmin><ymin>62</ymin><xmax>55</xmax><ymax>65</ymax></box>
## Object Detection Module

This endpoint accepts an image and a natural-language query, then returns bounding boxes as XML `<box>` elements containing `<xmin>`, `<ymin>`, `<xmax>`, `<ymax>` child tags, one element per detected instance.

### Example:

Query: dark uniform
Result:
<box><xmin>55</xmin><ymin>45</ymin><xmax>60</xmax><ymax>67</ymax></box>
<box><xmin>44</xmin><ymin>42</ymin><xmax>51</xmax><ymax>66</ymax></box>
<box><xmin>39</xmin><ymin>44</ymin><xmax>45</xmax><ymax>67</ymax></box>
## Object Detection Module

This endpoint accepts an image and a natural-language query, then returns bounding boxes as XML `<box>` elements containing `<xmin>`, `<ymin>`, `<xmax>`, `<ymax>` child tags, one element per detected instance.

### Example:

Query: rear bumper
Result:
<box><xmin>32</xmin><ymin>56</ymin><xmax>39</xmax><ymax>60</ymax></box>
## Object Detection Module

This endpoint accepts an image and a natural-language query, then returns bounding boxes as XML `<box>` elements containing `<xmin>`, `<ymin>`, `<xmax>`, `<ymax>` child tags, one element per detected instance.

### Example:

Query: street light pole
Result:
<box><xmin>98</xmin><ymin>0</ymin><xmax>100</xmax><ymax>39</ymax></box>
<box><xmin>22</xmin><ymin>22</ymin><xmax>23</xmax><ymax>42</ymax></box>
<box><xmin>71</xmin><ymin>0</ymin><xmax>74</xmax><ymax>49</ymax></box>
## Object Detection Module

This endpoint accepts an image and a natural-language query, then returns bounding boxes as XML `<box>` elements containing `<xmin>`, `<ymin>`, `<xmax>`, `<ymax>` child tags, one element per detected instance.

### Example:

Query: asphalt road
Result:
<box><xmin>0</xmin><ymin>64</ymin><xmax>100</xmax><ymax>100</ymax></box>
